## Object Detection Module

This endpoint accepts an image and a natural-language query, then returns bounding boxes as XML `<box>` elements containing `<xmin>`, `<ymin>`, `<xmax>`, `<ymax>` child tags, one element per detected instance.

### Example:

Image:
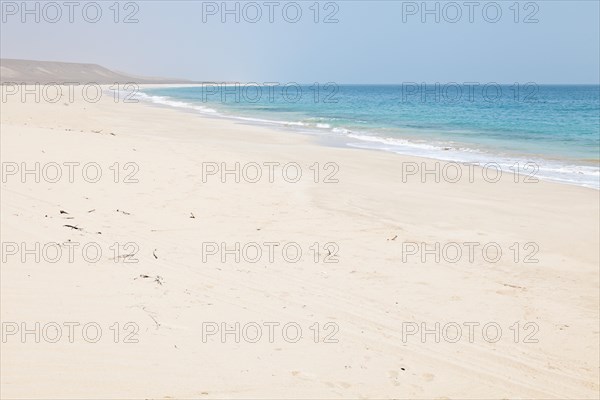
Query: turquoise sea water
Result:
<box><xmin>139</xmin><ymin>84</ymin><xmax>600</xmax><ymax>188</ymax></box>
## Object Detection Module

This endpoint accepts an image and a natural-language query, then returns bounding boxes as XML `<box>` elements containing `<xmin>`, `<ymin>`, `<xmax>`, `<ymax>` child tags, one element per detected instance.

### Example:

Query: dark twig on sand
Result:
<box><xmin>136</xmin><ymin>274</ymin><xmax>164</xmax><ymax>286</ymax></box>
<box><xmin>63</xmin><ymin>224</ymin><xmax>82</xmax><ymax>230</ymax></box>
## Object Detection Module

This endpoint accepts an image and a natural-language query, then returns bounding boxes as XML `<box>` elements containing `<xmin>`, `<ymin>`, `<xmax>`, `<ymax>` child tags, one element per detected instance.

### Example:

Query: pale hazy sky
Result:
<box><xmin>1</xmin><ymin>0</ymin><xmax>599</xmax><ymax>83</ymax></box>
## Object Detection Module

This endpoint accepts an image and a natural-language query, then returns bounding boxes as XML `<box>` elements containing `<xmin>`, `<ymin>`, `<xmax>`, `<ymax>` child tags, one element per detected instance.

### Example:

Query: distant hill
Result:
<box><xmin>0</xmin><ymin>59</ymin><xmax>192</xmax><ymax>84</ymax></box>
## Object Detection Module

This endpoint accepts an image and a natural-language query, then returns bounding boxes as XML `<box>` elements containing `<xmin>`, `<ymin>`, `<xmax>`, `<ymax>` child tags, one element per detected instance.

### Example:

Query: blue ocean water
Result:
<box><xmin>138</xmin><ymin>84</ymin><xmax>600</xmax><ymax>188</ymax></box>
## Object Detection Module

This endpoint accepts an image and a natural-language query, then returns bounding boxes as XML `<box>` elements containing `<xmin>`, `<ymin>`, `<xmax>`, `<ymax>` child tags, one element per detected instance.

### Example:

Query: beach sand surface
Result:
<box><xmin>1</xmin><ymin>85</ymin><xmax>598</xmax><ymax>399</ymax></box>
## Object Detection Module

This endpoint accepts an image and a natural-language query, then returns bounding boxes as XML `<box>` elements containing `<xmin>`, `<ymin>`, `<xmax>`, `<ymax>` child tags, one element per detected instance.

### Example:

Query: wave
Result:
<box><xmin>346</xmin><ymin>134</ymin><xmax>600</xmax><ymax>189</ymax></box>
<box><xmin>134</xmin><ymin>92</ymin><xmax>218</xmax><ymax>114</ymax></box>
<box><xmin>136</xmin><ymin>90</ymin><xmax>600</xmax><ymax>190</ymax></box>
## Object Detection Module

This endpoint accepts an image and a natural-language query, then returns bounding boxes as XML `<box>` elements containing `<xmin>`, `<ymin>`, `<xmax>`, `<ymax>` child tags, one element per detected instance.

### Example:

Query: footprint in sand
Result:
<box><xmin>324</xmin><ymin>381</ymin><xmax>351</xmax><ymax>389</ymax></box>
<box><xmin>388</xmin><ymin>370</ymin><xmax>400</xmax><ymax>386</ymax></box>
<box><xmin>422</xmin><ymin>372</ymin><xmax>435</xmax><ymax>382</ymax></box>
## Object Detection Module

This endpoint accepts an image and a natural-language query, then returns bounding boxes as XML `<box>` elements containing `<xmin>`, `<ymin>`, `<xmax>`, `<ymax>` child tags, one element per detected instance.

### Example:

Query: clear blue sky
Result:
<box><xmin>1</xmin><ymin>0</ymin><xmax>599</xmax><ymax>83</ymax></box>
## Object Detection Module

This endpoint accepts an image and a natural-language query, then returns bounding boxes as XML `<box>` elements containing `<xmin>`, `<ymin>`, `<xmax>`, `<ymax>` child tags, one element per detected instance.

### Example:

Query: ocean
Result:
<box><xmin>137</xmin><ymin>84</ymin><xmax>600</xmax><ymax>189</ymax></box>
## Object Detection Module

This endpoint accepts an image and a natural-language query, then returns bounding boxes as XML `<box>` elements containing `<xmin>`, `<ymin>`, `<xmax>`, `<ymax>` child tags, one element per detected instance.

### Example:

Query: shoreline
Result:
<box><xmin>136</xmin><ymin>84</ymin><xmax>600</xmax><ymax>190</ymax></box>
<box><xmin>1</xmin><ymin>85</ymin><xmax>599</xmax><ymax>398</ymax></box>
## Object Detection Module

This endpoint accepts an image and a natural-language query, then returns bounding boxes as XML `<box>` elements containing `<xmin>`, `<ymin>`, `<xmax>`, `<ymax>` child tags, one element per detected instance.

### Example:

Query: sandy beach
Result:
<box><xmin>1</xmin><ymin>84</ymin><xmax>599</xmax><ymax>399</ymax></box>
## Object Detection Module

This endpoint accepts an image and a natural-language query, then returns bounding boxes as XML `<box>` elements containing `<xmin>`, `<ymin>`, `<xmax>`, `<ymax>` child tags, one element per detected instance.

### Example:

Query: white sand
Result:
<box><xmin>1</xmin><ymin>85</ymin><xmax>598</xmax><ymax>399</ymax></box>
